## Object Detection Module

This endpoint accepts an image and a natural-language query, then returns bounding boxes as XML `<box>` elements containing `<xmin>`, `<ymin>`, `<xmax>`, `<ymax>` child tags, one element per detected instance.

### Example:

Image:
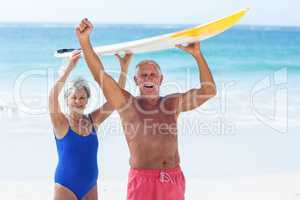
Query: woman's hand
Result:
<box><xmin>115</xmin><ymin>53</ymin><xmax>133</xmax><ymax>72</ymax></box>
<box><xmin>68</xmin><ymin>50</ymin><xmax>81</xmax><ymax>69</ymax></box>
<box><xmin>59</xmin><ymin>50</ymin><xmax>81</xmax><ymax>75</ymax></box>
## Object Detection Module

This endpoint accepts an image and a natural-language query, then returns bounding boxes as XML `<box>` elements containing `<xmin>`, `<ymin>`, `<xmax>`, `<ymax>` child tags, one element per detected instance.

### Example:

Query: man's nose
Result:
<box><xmin>145</xmin><ymin>75</ymin><xmax>151</xmax><ymax>81</ymax></box>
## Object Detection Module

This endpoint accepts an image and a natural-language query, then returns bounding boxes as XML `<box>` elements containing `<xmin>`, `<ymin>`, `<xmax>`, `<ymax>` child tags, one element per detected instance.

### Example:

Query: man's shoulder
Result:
<box><xmin>160</xmin><ymin>93</ymin><xmax>181</xmax><ymax>109</ymax></box>
<box><xmin>162</xmin><ymin>93</ymin><xmax>181</xmax><ymax>101</ymax></box>
<box><xmin>120</xmin><ymin>89</ymin><xmax>136</xmax><ymax>99</ymax></box>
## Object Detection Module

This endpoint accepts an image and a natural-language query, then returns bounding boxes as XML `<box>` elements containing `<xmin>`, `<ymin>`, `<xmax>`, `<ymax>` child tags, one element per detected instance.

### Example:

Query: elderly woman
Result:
<box><xmin>49</xmin><ymin>50</ymin><xmax>132</xmax><ymax>200</ymax></box>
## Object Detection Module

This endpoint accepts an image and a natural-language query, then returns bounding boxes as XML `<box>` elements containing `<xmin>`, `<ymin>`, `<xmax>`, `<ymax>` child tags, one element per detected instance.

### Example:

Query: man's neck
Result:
<box><xmin>138</xmin><ymin>95</ymin><xmax>161</xmax><ymax>106</ymax></box>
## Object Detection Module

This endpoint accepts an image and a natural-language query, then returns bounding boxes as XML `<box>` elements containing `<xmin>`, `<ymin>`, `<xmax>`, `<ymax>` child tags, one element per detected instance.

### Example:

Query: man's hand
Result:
<box><xmin>175</xmin><ymin>41</ymin><xmax>216</xmax><ymax>113</ymax></box>
<box><xmin>115</xmin><ymin>53</ymin><xmax>133</xmax><ymax>72</ymax></box>
<box><xmin>76</xmin><ymin>18</ymin><xmax>94</xmax><ymax>41</ymax></box>
<box><xmin>176</xmin><ymin>42</ymin><xmax>201</xmax><ymax>58</ymax></box>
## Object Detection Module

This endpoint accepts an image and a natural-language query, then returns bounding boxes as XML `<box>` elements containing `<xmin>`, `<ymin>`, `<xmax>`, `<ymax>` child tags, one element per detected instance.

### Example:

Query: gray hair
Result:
<box><xmin>64</xmin><ymin>77</ymin><xmax>91</xmax><ymax>99</ymax></box>
<box><xmin>135</xmin><ymin>60</ymin><xmax>161</xmax><ymax>74</ymax></box>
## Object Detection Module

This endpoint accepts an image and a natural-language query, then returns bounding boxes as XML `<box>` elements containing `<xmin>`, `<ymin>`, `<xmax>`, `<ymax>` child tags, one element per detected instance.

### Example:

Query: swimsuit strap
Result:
<box><xmin>88</xmin><ymin>114</ymin><xmax>96</xmax><ymax>133</ymax></box>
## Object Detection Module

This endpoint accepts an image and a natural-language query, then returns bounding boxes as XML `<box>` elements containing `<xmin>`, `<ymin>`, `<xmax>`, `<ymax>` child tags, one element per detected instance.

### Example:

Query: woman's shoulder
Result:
<box><xmin>51</xmin><ymin>114</ymin><xmax>69</xmax><ymax>139</ymax></box>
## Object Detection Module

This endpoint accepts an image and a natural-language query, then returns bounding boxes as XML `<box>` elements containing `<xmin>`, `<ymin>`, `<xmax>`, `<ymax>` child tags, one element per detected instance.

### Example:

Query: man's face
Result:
<box><xmin>134</xmin><ymin>61</ymin><xmax>163</xmax><ymax>97</ymax></box>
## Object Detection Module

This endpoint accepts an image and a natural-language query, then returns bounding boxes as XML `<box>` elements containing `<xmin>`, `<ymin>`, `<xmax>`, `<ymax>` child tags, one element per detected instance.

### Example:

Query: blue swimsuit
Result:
<box><xmin>54</xmin><ymin>118</ymin><xmax>98</xmax><ymax>199</ymax></box>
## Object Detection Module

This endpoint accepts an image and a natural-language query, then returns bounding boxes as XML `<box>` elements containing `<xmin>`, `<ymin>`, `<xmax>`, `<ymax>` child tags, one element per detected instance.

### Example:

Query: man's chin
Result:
<box><xmin>140</xmin><ymin>91</ymin><xmax>159</xmax><ymax>98</ymax></box>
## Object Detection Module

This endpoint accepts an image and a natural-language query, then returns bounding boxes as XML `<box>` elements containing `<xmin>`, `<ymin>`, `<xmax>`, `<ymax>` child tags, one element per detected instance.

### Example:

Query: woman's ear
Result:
<box><xmin>65</xmin><ymin>97</ymin><xmax>69</xmax><ymax>107</ymax></box>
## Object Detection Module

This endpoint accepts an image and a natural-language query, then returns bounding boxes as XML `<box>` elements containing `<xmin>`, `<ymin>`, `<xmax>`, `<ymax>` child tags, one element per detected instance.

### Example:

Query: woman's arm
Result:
<box><xmin>89</xmin><ymin>53</ymin><xmax>133</xmax><ymax>126</ymax></box>
<box><xmin>49</xmin><ymin>51</ymin><xmax>81</xmax><ymax>137</ymax></box>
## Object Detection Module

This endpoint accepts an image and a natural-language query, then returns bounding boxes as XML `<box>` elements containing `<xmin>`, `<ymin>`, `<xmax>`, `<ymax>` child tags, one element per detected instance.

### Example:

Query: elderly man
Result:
<box><xmin>76</xmin><ymin>18</ymin><xmax>216</xmax><ymax>200</ymax></box>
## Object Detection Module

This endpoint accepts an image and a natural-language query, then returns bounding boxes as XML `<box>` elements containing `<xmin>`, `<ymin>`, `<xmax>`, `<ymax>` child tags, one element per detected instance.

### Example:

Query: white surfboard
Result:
<box><xmin>55</xmin><ymin>8</ymin><xmax>249</xmax><ymax>58</ymax></box>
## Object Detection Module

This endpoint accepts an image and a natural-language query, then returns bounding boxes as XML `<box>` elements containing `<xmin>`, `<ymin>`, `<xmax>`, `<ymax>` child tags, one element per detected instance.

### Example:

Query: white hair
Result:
<box><xmin>64</xmin><ymin>77</ymin><xmax>91</xmax><ymax>99</ymax></box>
<box><xmin>135</xmin><ymin>60</ymin><xmax>161</xmax><ymax>75</ymax></box>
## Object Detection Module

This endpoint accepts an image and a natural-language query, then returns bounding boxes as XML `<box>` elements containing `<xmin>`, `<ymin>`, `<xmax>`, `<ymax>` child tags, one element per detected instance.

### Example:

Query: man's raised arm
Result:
<box><xmin>76</xmin><ymin>18</ymin><xmax>132</xmax><ymax>110</ymax></box>
<box><xmin>175</xmin><ymin>42</ymin><xmax>217</xmax><ymax>113</ymax></box>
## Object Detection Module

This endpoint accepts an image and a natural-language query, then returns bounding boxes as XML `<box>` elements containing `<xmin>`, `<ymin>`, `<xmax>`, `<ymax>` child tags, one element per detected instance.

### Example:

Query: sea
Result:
<box><xmin>0</xmin><ymin>23</ymin><xmax>299</xmax><ymax>182</ymax></box>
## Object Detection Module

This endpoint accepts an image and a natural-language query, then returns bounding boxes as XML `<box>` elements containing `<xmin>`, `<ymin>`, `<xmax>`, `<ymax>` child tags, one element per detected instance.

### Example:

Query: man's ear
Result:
<box><xmin>159</xmin><ymin>75</ymin><xmax>164</xmax><ymax>85</ymax></box>
<box><xmin>134</xmin><ymin>75</ymin><xmax>138</xmax><ymax>85</ymax></box>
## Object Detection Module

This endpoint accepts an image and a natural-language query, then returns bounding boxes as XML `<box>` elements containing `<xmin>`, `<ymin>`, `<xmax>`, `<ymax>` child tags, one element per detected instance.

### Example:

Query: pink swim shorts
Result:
<box><xmin>127</xmin><ymin>166</ymin><xmax>185</xmax><ymax>200</ymax></box>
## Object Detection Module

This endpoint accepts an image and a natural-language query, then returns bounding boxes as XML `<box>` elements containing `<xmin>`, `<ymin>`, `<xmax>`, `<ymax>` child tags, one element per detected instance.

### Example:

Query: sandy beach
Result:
<box><xmin>1</xmin><ymin>172</ymin><xmax>300</xmax><ymax>200</ymax></box>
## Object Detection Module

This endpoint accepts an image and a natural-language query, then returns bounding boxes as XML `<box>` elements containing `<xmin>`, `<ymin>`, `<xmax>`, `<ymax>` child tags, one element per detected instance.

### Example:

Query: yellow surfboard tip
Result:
<box><xmin>170</xmin><ymin>8</ymin><xmax>250</xmax><ymax>39</ymax></box>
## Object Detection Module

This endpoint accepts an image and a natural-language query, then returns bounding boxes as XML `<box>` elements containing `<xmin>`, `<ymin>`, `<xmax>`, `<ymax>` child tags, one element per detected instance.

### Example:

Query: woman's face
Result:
<box><xmin>67</xmin><ymin>88</ymin><xmax>89</xmax><ymax>114</ymax></box>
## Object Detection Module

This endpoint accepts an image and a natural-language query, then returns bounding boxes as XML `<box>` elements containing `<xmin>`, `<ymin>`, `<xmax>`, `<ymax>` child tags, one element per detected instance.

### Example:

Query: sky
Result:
<box><xmin>0</xmin><ymin>0</ymin><xmax>299</xmax><ymax>26</ymax></box>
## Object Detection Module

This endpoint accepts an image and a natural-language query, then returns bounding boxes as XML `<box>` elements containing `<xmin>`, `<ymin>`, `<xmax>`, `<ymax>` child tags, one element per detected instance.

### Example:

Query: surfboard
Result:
<box><xmin>55</xmin><ymin>8</ymin><xmax>249</xmax><ymax>58</ymax></box>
